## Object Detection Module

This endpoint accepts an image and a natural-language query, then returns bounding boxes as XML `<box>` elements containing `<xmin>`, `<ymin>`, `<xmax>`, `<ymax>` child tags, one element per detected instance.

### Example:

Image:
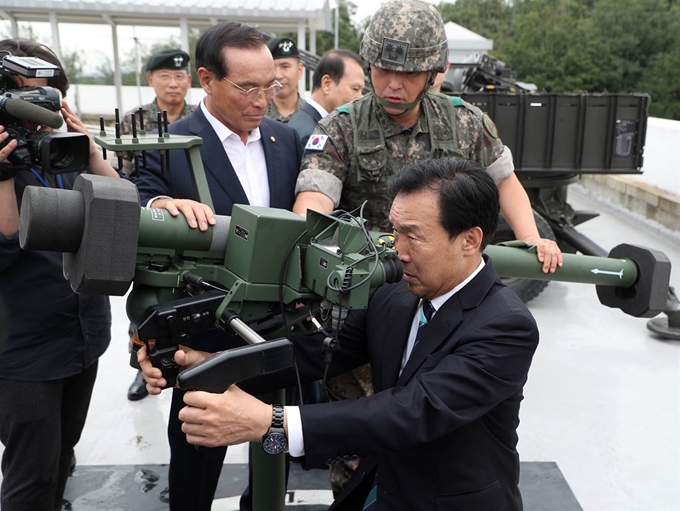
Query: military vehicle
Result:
<box><xmin>443</xmin><ymin>52</ymin><xmax>649</xmax><ymax>301</ymax></box>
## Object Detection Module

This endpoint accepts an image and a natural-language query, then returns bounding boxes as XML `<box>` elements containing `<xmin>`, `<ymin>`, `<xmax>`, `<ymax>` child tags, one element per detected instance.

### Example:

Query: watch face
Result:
<box><xmin>262</xmin><ymin>432</ymin><xmax>288</xmax><ymax>455</ymax></box>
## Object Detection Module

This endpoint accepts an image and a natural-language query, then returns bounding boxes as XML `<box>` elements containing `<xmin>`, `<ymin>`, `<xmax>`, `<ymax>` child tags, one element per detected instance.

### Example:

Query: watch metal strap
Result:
<box><xmin>272</xmin><ymin>404</ymin><xmax>284</xmax><ymax>428</ymax></box>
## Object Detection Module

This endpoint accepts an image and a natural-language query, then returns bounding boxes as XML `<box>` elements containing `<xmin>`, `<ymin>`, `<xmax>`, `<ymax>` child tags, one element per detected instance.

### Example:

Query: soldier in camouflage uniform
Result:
<box><xmin>292</xmin><ymin>0</ymin><xmax>563</xmax><ymax>495</ymax></box>
<box><xmin>118</xmin><ymin>49</ymin><xmax>197</xmax><ymax>176</ymax></box>
<box><xmin>265</xmin><ymin>36</ymin><xmax>306</xmax><ymax>123</ymax></box>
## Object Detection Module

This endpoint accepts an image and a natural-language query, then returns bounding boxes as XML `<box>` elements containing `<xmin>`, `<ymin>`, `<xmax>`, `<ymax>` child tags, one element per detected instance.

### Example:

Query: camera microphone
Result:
<box><xmin>0</xmin><ymin>96</ymin><xmax>63</xmax><ymax>129</ymax></box>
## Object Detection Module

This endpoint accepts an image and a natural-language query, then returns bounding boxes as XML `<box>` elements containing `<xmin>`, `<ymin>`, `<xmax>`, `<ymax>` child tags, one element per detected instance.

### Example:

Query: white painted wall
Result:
<box><xmin>68</xmin><ymin>84</ymin><xmax>206</xmax><ymax>119</ymax></box>
<box><xmin>632</xmin><ymin>117</ymin><xmax>680</xmax><ymax>197</ymax></box>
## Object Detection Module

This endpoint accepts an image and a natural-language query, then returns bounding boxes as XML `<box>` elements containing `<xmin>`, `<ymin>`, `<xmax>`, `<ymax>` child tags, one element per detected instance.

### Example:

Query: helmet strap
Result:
<box><xmin>370</xmin><ymin>72</ymin><xmax>435</xmax><ymax>118</ymax></box>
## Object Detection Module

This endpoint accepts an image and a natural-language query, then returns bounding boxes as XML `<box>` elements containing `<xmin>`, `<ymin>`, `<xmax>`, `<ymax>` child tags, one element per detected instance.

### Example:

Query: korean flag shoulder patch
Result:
<box><xmin>305</xmin><ymin>134</ymin><xmax>329</xmax><ymax>151</ymax></box>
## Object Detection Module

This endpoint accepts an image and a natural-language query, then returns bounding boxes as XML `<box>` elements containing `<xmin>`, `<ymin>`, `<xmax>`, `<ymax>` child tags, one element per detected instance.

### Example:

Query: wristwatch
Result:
<box><xmin>261</xmin><ymin>404</ymin><xmax>288</xmax><ymax>455</ymax></box>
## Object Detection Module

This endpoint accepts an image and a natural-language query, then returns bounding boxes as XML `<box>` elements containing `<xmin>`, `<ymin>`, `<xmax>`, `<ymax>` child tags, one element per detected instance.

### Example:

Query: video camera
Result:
<box><xmin>0</xmin><ymin>52</ymin><xmax>89</xmax><ymax>181</ymax></box>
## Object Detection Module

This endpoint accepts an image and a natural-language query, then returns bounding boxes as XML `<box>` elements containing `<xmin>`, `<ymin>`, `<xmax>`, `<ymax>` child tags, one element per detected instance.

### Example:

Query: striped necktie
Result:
<box><xmin>363</xmin><ymin>300</ymin><xmax>435</xmax><ymax>510</ymax></box>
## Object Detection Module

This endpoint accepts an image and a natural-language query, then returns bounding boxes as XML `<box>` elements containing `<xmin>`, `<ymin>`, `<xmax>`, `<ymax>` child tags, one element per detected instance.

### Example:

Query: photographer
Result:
<box><xmin>0</xmin><ymin>38</ymin><xmax>119</xmax><ymax>511</ymax></box>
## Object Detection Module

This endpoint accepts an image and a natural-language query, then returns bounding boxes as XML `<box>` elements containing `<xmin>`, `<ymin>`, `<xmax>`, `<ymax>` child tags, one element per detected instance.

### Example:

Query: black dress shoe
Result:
<box><xmin>159</xmin><ymin>486</ymin><xmax>170</xmax><ymax>503</ymax></box>
<box><xmin>127</xmin><ymin>370</ymin><xmax>149</xmax><ymax>401</ymax></box>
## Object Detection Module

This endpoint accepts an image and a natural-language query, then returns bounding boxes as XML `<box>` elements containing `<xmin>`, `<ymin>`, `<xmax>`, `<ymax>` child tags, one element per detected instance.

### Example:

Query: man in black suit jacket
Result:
<box><xmin>140</xmin><ymin>158</ymin><xmax>539</xmax><ymax>511</ymax></box>
<box><xmin>288</xmin><ymin>49</ymin><xmax>365</xmax><ymax>148</ymax></box>
<box><xmin>131</xmin><ymin>21</ymin><xmax>301</xmax><ymax>511</ymax></box>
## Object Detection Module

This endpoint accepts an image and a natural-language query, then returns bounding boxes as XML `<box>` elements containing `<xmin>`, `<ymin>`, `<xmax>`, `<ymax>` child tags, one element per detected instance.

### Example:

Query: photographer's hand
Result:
<box><xmin>61</xmin><ymin>101</ymin><xmax>119</xmax><ymax>178</ymax></box>
<box><xmin>0</xmin><ymin>126</ymin><xmax>19</xmax><ymax>236</ymax></box>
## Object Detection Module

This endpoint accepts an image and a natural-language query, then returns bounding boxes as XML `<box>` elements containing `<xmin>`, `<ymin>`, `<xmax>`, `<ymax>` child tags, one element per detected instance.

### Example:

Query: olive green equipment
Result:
<box><xmin>18</xmin><ymin>132</ymin><xmax>671</xmax><ymax>511</ymax></box>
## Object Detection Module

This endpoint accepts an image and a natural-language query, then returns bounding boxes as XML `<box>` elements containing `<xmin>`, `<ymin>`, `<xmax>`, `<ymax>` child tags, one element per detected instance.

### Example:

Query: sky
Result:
<box><xmin>0</xmin><ymin>0</ymin><xmax>441</xmax><ymax>74</ymax></box>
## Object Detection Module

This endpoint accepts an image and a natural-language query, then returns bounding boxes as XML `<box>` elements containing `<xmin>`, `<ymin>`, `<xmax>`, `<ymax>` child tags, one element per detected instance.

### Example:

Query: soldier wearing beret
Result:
<box><xmin>118</xmin><ymin>49</ymin><xmax>196</xmax><ymax>177</ymax></box>
<box><xmin>265</xmin><ymin>36</ymin><xmax>306</xmax><ymax>123</ymax></box>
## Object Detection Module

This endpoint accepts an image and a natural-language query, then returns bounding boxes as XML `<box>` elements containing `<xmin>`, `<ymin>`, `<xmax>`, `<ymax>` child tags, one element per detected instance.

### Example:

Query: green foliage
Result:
<box><xmin>436</xmin><ymin>0</ymin><xmax>680</xmax><ymax>119</ymax></box>
<box><xmin>639</xmin><ymin>44</ymin><xmax>680</xmax><ymax>120</ymax></box>
<box><xmin>316</xmin><ymin>0</ymin><xmax>362</xmax><ymax>54</ymax></box>
<box><xmin>438</xmin><ymin>0</ymin><xmax>514</xmax><ymax>42</ymax></box>
<box><xmin>275</xmin><ymin>0</ymin><xmax>362</xmax><ymax>56</ymax></box>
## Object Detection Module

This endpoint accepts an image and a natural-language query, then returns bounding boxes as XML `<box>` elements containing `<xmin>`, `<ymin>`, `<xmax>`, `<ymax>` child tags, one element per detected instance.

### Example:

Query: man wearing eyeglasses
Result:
<box><xmin>131</xmin><ymin>22</ymin><xmax>302</xmax><ymax>511</ymax></box>
<box><xmin>118</xmin><ymin>49</ymin><xmax>196</xmax><ymax>177</ymax></box>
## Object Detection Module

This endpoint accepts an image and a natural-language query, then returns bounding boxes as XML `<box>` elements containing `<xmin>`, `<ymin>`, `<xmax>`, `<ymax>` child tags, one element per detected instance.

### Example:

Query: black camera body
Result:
<box><xmin>0</xmin><ymin>54</ymin><xmax>89</xmax><ymax>181</ymax></box>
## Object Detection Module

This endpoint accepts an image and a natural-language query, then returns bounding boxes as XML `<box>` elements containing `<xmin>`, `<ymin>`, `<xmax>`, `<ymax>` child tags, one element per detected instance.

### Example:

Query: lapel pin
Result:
<box><xmin>270</xmin><ymin>136</ymin><xmax>276</xmax><ymax>143</ymax></box>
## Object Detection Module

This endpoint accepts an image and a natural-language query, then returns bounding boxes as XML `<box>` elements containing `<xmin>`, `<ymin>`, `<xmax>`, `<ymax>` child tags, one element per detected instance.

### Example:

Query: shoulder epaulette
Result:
<box><xmin>449</xmin><ymin>96</ymin><xmax>464</xmax><ymax>107</ymax></box>
<box><xmin>335</xmin><ymin>105</ymin><xmax>350</xmax><ymax>114</ymax></box>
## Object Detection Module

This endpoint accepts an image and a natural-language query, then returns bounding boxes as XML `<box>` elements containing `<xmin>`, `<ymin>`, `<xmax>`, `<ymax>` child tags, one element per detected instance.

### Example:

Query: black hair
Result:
<box><xmin>311</xmin><ymin>49</ymin><xmax>363</xmax><ymax>91</ymax></box>
<box><xmin>195</xmin><ymin>22</ymin><xmax>267</xmax><ymax>79</ymax></box>
<box><xmin>387</xmin><ymin>157</ymin><xmax>500</xmax><ymax>249</ymax></box>
<box><xmin>0</xmin><ymin>38</ymin><xmax>69</xmax><ymax>96</ymax></box>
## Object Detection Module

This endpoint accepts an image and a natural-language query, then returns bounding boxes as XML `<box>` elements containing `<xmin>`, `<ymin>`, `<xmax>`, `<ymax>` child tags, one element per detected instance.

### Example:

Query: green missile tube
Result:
<box><xmin>485</xmin><ymin>242</ymin><xmax>638</xmax><ymax>288</ymax></box>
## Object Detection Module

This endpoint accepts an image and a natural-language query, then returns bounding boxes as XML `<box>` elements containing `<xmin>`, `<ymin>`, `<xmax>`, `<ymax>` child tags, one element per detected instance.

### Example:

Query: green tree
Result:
<box><xmin>438</xmin><ymin>0</ymin><xmax>514</xmax><ymax>44</ymax></box>
<box><xmin>315</xmin><ymin>0</ymin><xmax>362</xmax><ymax>55</ymax></box>
<box><xmin>639</xmin><ymin>44</ymin><xmax>680</xmax><ymax>119</ymax></box>
<box><xmin>61</xmin><ymin>49</ymin><xmax>85</xmax><ymax>83</ymax></box>
<box><xmin>499</xmin><ymin>0</ymin><xmax>619</xmax><ymax>92</ymax></box>
<box><xmin>274</xmin><ymin>0</ymin><xmax>362</xmax><ymax>57</ymax></box>
<box><xmin>587</xmin><ymin>0</ymin><xmax>680</xmax><ymax>92</ymax></box>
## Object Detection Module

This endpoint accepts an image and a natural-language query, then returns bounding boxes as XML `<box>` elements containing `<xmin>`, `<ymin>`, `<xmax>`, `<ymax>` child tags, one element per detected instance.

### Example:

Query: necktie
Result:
<box><xmin>413</xmin><ymin>300</ymin><xmax>435</xmax><ymax>352</ymax></box>
<box><xmin>363</xmin><ymin>301</ymin><xmax>435</xmax><ymax>510</ymax></box>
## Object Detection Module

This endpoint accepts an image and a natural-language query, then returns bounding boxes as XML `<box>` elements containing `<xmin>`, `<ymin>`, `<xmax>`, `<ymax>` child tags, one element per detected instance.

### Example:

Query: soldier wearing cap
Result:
<box><xmin>291</xmin><ymin>0</ymin><xmax>563</xmax><ymax>495</ymax></box>
<box><xmin>266</xmin><ymin>36</ymin><xmax>306</xmax><ymax>123</ymax></box>
<box><xmin>118</xmin><ymin>49</ymin><xmax>196</xmax><ymax>177</ymax></box>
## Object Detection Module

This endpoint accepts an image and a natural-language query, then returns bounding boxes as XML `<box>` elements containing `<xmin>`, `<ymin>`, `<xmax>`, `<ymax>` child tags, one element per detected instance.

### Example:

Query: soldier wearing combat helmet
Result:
<box><xmin>292</xmin><ymin>0</ymin><xmax>562</xmax><ymax>495</ymax></box>
<box><xmin>294</xmin><ymin>0</ymin><xmax>561</xmax><ymax>272</ymax></box>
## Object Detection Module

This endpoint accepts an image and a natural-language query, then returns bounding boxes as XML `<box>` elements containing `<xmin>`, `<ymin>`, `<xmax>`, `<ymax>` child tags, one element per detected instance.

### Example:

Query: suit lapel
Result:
<box><xmin>395</xmin><ymin>257</ymin><xmax>499</xmax><ymax>387</ymax></box>
<box><xmin>379</xmin><ymin>285</ymin><xmax>419</xmax><ymax>391</ymax></box>
<box><xmin>259</xmin><ymin>120</ymin><xmax>285</xmax><ymax>208</ymax></box>
<box><xmin>190</xmin><ymin>108</ymin><xmax>249</xmax><ymax>206</ymax></box>
<box><xmin>302</xmin><ymin>102</ymin><xmax>322</xmax><ymax>124</ymax></box>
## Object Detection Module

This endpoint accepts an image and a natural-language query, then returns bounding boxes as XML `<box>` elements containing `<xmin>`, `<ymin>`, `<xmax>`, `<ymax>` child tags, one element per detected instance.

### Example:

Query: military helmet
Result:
<box><xmin>360</xmin><ymin>0</ymin><xmax>448</xmax><ymax>73</ymax></box>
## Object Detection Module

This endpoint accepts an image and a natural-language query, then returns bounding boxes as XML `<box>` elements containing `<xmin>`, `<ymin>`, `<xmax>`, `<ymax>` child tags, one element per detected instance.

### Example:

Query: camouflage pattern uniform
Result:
<box><xmin>295</xmin><ymin>0</ymin><xmax>514</xmax><ymax>495</ymax></box>
<box><xmin>297</xmin><ymin>92</ymin><xmax>510</xmax><ymax>232</ymax></box>
<box><xmin>117</xmin><ymin>98</ymin><xmax>196</xmax><ymax>175</ymax></box>
<box><xmin>266</xmin><ymin>95</ymin><xmax>306</xmax><ymax>123</ymax></box>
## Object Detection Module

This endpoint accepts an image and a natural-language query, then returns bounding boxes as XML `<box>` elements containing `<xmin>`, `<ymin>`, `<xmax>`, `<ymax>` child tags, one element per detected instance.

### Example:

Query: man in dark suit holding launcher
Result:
<box><xmin>140</xmin><ymin>156</ymin><xmax>540</xmax><ymax>511</ymax></box>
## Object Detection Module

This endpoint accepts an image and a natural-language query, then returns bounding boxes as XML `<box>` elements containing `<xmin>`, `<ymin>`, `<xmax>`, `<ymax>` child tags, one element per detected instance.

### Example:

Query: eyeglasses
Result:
<box><xmin>222</xmin><ymin>77</ymin><xmax>282</xmax><ymax>101</ymax></box>
<box><xmin>154</xmin><ymin>72</ymin><xmax>190</xmax><ymax>82</ymax></box>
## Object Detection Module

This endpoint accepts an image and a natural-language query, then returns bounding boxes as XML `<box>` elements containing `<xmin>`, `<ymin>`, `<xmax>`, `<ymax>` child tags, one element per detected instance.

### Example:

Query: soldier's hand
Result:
<box><xmin>151</xmin><ymin>198</ymin><xmax>217</xmax><ymax>231</ymax></box>
<box><xmin>525</xmin><ymin>236</ymin><xmax>562</xmax><ymax>273</ymax></box>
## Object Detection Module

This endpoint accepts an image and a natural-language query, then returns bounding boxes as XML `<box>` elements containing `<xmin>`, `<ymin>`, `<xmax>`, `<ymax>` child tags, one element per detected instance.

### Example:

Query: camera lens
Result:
<box><xmin>49</xmin><ymin>139</ymin><xmax>74</xmax><ymax>169</ymax></box>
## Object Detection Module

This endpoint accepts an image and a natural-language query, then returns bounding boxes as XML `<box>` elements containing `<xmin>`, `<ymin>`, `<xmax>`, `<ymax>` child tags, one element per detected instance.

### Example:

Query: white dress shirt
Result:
<box><xmin>200</xmin><ymin>100</ymin><xmax>270</xmax><ymax>207</ymax></box>
<box><xmin>305</xmin><ymin>97</ymin><xmax>329</xmax><ymax>119</ymax></box>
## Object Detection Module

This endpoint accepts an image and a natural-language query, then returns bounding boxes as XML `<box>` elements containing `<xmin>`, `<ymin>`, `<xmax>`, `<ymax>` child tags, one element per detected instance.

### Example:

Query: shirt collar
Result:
<box><xmin>200</xmin><ymin>98</ymin><xmax>261</xmax><ymax>143</ymax></box>
<box><xmin>306</xmin><ymin>97</ymin><xmax>329</xmax><ymax>118</ymax></box>
<box><xmin>428</xmin><ymin>257</ymin><xmax>486</xmax><ymax>314</ymax></box>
